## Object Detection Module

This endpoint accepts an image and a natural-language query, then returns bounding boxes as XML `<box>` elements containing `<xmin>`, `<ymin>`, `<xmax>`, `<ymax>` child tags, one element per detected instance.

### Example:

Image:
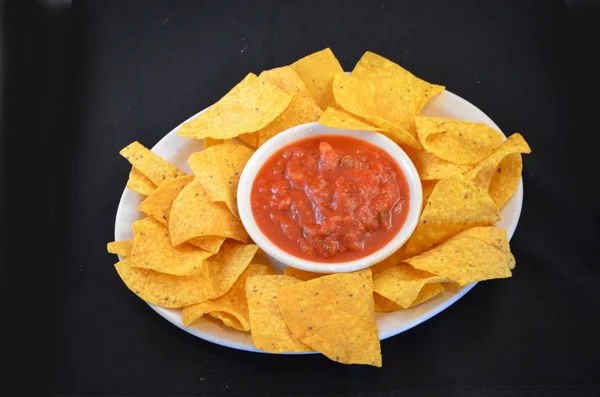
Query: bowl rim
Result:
<box><xmin>237</xmin><ymin>122</ymin><xmax>423</xmax><ymax>273</ymax></box>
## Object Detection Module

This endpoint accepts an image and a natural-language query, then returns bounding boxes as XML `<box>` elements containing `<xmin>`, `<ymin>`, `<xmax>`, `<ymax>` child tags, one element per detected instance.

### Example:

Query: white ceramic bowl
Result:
<box><xmin>237</xmin><ymin>123</ymin><xmax>422</xmax><ymax>274</ymax></box>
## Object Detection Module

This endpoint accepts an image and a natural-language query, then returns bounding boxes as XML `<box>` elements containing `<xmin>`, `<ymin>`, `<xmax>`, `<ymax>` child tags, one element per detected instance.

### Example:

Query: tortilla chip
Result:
<box><xmin>129</xmin><ymin>218</ymin><xmax>212</xmax><ymax>276</ymax></box>
<box><xmin>187</xmin><ymin>236</ymin><xmax>226</xmax><ymax>255</ymax></box>
<box><xmin>259</xmin><ymin>66</ymin><xmax>314</xmax><ymax>103</ymax></box>
<box><xmin>169</xmin><ymin>177</ymin><xmax>249</xmax><ymax>246</ymax></box>
<box><xmin>291</xmin><ymin>48</ymin><xmax>343</xmax><ymax>110</ymax></box>
<box><xmin>115</xmin><ymin>259</ymin><xmax>213</xmax><ymax>308</ymax></box>
<box><xmin>283</xmin><ymin>267</ymin><xmax>326</xmax><ymax>281</ymax></box>
<box><xmin>463</xmin><ymin>133</ymin><xmax>530</xmax><ymax>207</ymax></box>
<box><xmin>178</xmin><ymin>73</ymin><xmax>292</xmax><ymax>140</ymax></box>
<box><xmin>246</xmin><ymin>275</ymin><xmax>313</xmax><ymax>353</ymax></box>
<box><xmin>373</xmin><ymin>264</ymin><xmax>446</xmax><ymax>309</ymax></box>
<box><xmin>332</xmin><ymin>73</ymin><xmax>422</xmax><ymax>149</ymax></box>
<box><xmin>276</xmin><ymin>269</ymin><xmax>381</xmax><ymax>366</ymax></box>
<box><xmin>488</xmin><ymin>154</ymin><xmax>522</xmax><ymax>209</ymax></box>
<box><xmin>318</xmin><ymin>107</ymin><xmax>384</xmax><ymax>132</ymax></box>
<box><xmin>138</xmin><ymin>175</ymin><xmax>194</xmax><ymax>224</ymax></box>
<box><xmin>255</xmin><ymin>96</ymin><xmax>322</xmax><ymax>147</ymax></box>
<box><xmin>203</xmin><ymin>137</ymin><xmax>225</xmax><ymax>149</ymax></box>
<box><xmin>206</xmin><ymin>242</ymin><xmax>259</xmax><ymax>298</ymax></box>
<box><xmin>415</xmin><ymin>116</ymin><xmax>504</xmax><ymax>165</ymax></box>
<box><xmin>374</xmin><ymin>283</ymin><xmax>445</xmax><ymax>312</ymax></box>
<box><xmin>120</xmin><ymin>142</ymin><xmax>185</xmax><ymax>187</ymax></box>
<box><xmin>450</xmin><ymin>227</ymin><xmax>515</xmax><ymax>270</ymax></box>
<box><xmin>352</xmin><ymin>51</ymin><xmax>445</xmax><ymax>114</ymax></box>
<box><xmin>107</xmin><ymin>240</ymin><xmax>133</xmax><ymax>257</ymax></box>
<box><xmin>182</xmin><ymin>264</ymin><xmax>273</xmax><ymax>331</ymax></box>
<box><xmin>411</xmin><ymin>151</ymin><xmax>470</xmax><ymax>180</ymax></box>
<box><xmin>421</xmin><ymin>180</ymin><xmax>438</xmax><ymax>211</ymax></box>
<box><xmin>187</xmin><ymin>142</ymin><xmax>254</xmax><ymax>218</ymax></box>
<box><xmin>405</xmin><ymin>237</ymin><xmax>511</xmax><ymax>286</ymax></box>
<box><xmin>370</xmin><ymin>248</ymin><xmax>410</xmax><ymax>276</ymax></box>
<box><xmin>127</xmin><ymin>167</ymin><xmax>157</xmax><ymax>196</ymax></box>
<box><xmin>404</xmin><ymin>174</ymin><xmax>500</xmax><ymax>255</ymax></box>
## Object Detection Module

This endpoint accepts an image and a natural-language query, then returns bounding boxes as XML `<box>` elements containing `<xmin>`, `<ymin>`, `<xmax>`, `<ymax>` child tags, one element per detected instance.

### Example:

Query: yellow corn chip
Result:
<box><xmin>283</xmin><ymin>267</ymin><xmax>327</xmax><ymax>281</ymax></box>
<box><xmin>450</xmin><ymin>226</ymin><xmax>516</xmax><ymax>270</ymax></box>
<box><xmin>318</xmin><ymin>107</ymin><xmax>384</xmax><ymax>132</ymax></box>
<box><xmin>127</xmin><ymin>167</ymin><xmax>157</xmax><ymax>196</ymax></box>
<box><xmin>374</xmin><ymin>283</ymin><xmax>445</xmax><ymax>312</ymax></box>
<box><xmin>415</xmin><ymin>116</ymin><xmax>504</xmax><ymax>165</ymax></box>
<box><xmin>107</xmin><ymin>240</ymin><xmax>133</xmax><ymax>257</ymax></box>
<box><xmin>178</xmin><ymin>73</ymin><xmax>292</xmax><ymax>140</ymax></box>
<box><xmin>238</xmin><ymin>132</ymin><xmax>259</xmax><ymax>148</ymax></box>
<box><xmin>256</xmin><ymin>96</ymin><xmax>322</xmax><ymax>147</ymax></box>
<box><xmin>259</xmin><ymin>66</ymin><xmax>314</xmax><ymax>103</ymax></box>
<box><xmin>411</xmin><ymin>151</ymin><xmax>471</xmax><ymax>180</ymax></box>
<box><xmin>373</xmin><ymin>264</ymin><xmax>446</xmax><ymax>309</ymax></box>
<box><xmin>246</xmin><ymin>275</ymin><xmax>313</xmax><ymax>353</ymax></box>
<box><xmin>187</xmin><ymin>142</ymin><xmax>255</xmax><ymax>218</ymax></box>
<box><xmin>115</xmin><ymin>259</ymin><xmax>214</xmax><ymax>308</ymax></box>
<box><xmin>332</xmin><ymin>74</ymin><xmax>422</xmax><ymax>150</ymax></box>
<box><xmin>203</xmin><ymin>137</ymin><xmax>225</xmax><ymax>149</ymax></box>
<box><xmin>370</xmin><ymin>248</ymin><xmax>410</xmax><ymax>276</ymax></box>
<box><xmin>187</xmin><ymin>236</ymin><xmax>226</xmax><ymax>255</ymax></box>
<box><xmin>421</xmin><ymin>180</ymin><xmax>438</xmax><ymax>210</ymax></box>
<box><xmin>206</xmin><ymin>242</ymin><xmax>259</xmax><ymax>298</ymax></box>
<box><xmin>463</xmin><ymin>133</ymin><xmax>530</xmax><ymax>207</ymax></box>
<box><xmin>120</xmin><ymin>142</ymin><xmax>185</xmax><ymax>187</ymax></box>
<box><xmin>276</xmin><ymin>269</ymin><xmax>381</xmax><ymax>366</ymax></box>
<box><xmin>169</xmin><ymin>177</ymin><xmax>249</xmax><ymax>246</ymax></box>
<box><xmin>182</xmin><ymin>264</ymin><xmax>273</xmax><ymax>331</ymax></box>
<box><xmin>138</xmin><ymin>175</ymin><xmax>194</xmax><ymax>224</ymax></box>
<box><xmin>488</xmin><ymin>154</ymin><xmax>522</xmax><ymax>209</ymax></box>
<box><xmin>352</xmin><ymin>51</ymin><xmax>445</xmax><ymax>114</ymax></box>
<box><xmin>404</xmin><ymin>174</ymin><xmax>500</xmax><ymax>255</ymax></box>
<box><xmin>129</xmin><ymin>218</ymin><xmax>212</xmax><ymax>276</ymax></box>
<box><xmin>290</xmin><ymin>48</ymin><xmax>343</xmax><ymax>110</ymax></box>
<box><xmin>406</xmin><ymin>237</ymin><xmax>511</xmax><ymax>286</ymax></box>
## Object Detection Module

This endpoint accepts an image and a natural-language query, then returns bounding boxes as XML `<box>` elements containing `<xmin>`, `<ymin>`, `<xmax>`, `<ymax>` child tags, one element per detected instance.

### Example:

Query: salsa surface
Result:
<box><xmin>251</xmin><ymin>135</ymin><xmax>409</xmax><ymax>262</ymax></box>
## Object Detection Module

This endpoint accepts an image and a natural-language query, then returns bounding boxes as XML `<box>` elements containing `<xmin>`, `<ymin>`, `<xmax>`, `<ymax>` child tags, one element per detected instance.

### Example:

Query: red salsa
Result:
<box><xmin>251</xmin><ymin>136</ymin><xmax>409</xmax><ymax>262</ymax></box>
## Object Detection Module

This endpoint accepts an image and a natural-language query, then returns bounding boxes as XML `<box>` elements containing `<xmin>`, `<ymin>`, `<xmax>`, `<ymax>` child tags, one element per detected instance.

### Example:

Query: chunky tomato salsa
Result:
<box><xmin>251</xmin><ymin>136</ymin><xmax>409</xmax><ymax>262</ymax></box>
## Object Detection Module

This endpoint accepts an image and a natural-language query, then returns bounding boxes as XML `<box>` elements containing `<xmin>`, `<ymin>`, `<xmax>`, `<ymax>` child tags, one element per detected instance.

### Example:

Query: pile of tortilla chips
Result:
<box><xmin>108</xmin><ymin>49</ymin><xmax>531</xmax><ymax>367</ymax></box>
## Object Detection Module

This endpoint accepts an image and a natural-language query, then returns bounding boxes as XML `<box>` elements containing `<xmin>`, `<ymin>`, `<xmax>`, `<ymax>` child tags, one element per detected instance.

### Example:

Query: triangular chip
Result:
<box><xmin>332</xmin><ymin>74</ymin><xmax>421</xmax><ymax>149</ymax></box>
<box><xmin>405</xmin><ymin>237</ymin><xmax>511</xmax><ymax>286</ymax></box>
<box><xmin>138</xmin><ymin>175</ymin><xmax>194</xmax><ymax>225</ymax></box>
<box><xmin>370</xmin><ymin>248</ymin><xmax>410</xmax><ymax>276</ymax></box>
<box><xmin>352</xmin><ymin>51</ymin><xmax>445</xmax><ymax>114</ymax></box>
<box><xmin>187</xmin><ymin>236</ymin><xmax>226</xmax><ymax>255</ymax></box>
<box><xmin>283</xmin><ymin>267</ymin><xmax>327</xmax><ymax>281</ymax></box>
<box><xmin>120</xmin><ymin>141</ymin><xmax>185</xmax><ymax>187</ymax></box>
<box><xmin>373</xmin><ymin>264</ymin><xmax>446</xmax><ymax>309</ymax></box>
<box><xmin>259</xmin><ymin>66</ymin><xmax>314</xmax><ymax>103</ymax></box>
<box><xmin>415</xmin><ymin>116</ymin><xmax>505</xmax><ymax>165</ymax></box>
<box><xmin>169</xmin><ymin>177</ymin><xmax>249</xmax><ymax>246</ymax></box>
<box><xmin>449</xmin><ymin>226</ymin><xmax>515</xmax><ymax>270</ymax></box>
<box><xmin>203</xmin><ymin>137</ymin><xmax>225</xmax><ymax>149</ymax></box>
<box><xmin>421</xmin><ymin>180</ymin><xmax>438</xmax><ymax>211</ymax></box>
<box><xmin>276</xmin><ymin>269</ymin><xmax>381</xmax><ymax>366</ymax></box>
<box><xmin>187</xmin><ymin>142</ymin><xmax>255</xmax><ymax>218</ymax></box>
<box><xmin>115</xmin><ymin>259</ymin><xmax>214</xmax><ymax>308</ymax></box>
<box><xmin>246</xmin><ymin>275</ymin><xmax>313</xmax><ymax>353</ymax></box>
<box><xmin>107</xmin><ymin>240</ymin><xmax>133</xmax><ymax>257</ymax></box>
<box><xmin>206</xmin><ymin>242</ymin><xmax>259</xmax><ymax>298</ymax></box>
<box><xmin>129</xmin><ymin>218</ymin><xmax>212</xmax><ymax>276</ymax></box>
<box><xmin>178</xmin><ymin>73</ymin><xmax>292</xmax><ymax>140</ymax></box>
<box><xmin>127</xmin><ymin>167</ymin><xmax>157</xmax><ymax>196</ymax></box>
<box><xmin>374</xmin><ymin>282</ymin><xmax>445</xmax><ymax>312</ymax></box>
<box><xmin>463</xmin><ymin>133</ymin><xmax>531</xmax><ymax>207</ymax></box>
<box><xmin>182</xmin><ymin>264</ymin><xmax>273</xmax><ymax>331</ymax></box>
<box><xmin>318</xmin><ymin>107</ymin><xmax>383</xmax><ymax>132</ymax></box>
<box><xmin>410</xmin><ymin>150</ymin><xmax>470</xmax><ymax>180</ymax></box>
<box><xmin>255</xmin><ymin>96</ymin><xmax>322</xmax><ymax>147</ymax></box>
<box><xmin>290</xmin><ymin>48</ymin><xmax>343</xmax><ymax>110</ymax></box>
<box><xmin>404</xmin><ymin>174</ymin><xmax>500</xmax><ymax>255</ymax></box>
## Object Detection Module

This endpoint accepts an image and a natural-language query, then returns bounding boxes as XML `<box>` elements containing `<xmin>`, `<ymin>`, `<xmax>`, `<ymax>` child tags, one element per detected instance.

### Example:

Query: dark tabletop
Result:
<box><xmin>3</xmin><ymin>0</ymin><xmax>600</xmax><ymax>396</ymax></box>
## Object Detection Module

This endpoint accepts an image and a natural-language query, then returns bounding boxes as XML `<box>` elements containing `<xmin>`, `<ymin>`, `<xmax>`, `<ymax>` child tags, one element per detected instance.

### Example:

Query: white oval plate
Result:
<box><xmin>114</xmin><ymin>89</ymin><xmax>522</xmax><ymax>353</ymax></box>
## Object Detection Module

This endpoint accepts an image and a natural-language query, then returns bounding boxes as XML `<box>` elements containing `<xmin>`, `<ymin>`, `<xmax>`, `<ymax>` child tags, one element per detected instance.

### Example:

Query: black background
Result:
<box><xmin>2</xmin><ymin>0</ymin><xmax>600</xmax><ymax>396</ymax></box>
